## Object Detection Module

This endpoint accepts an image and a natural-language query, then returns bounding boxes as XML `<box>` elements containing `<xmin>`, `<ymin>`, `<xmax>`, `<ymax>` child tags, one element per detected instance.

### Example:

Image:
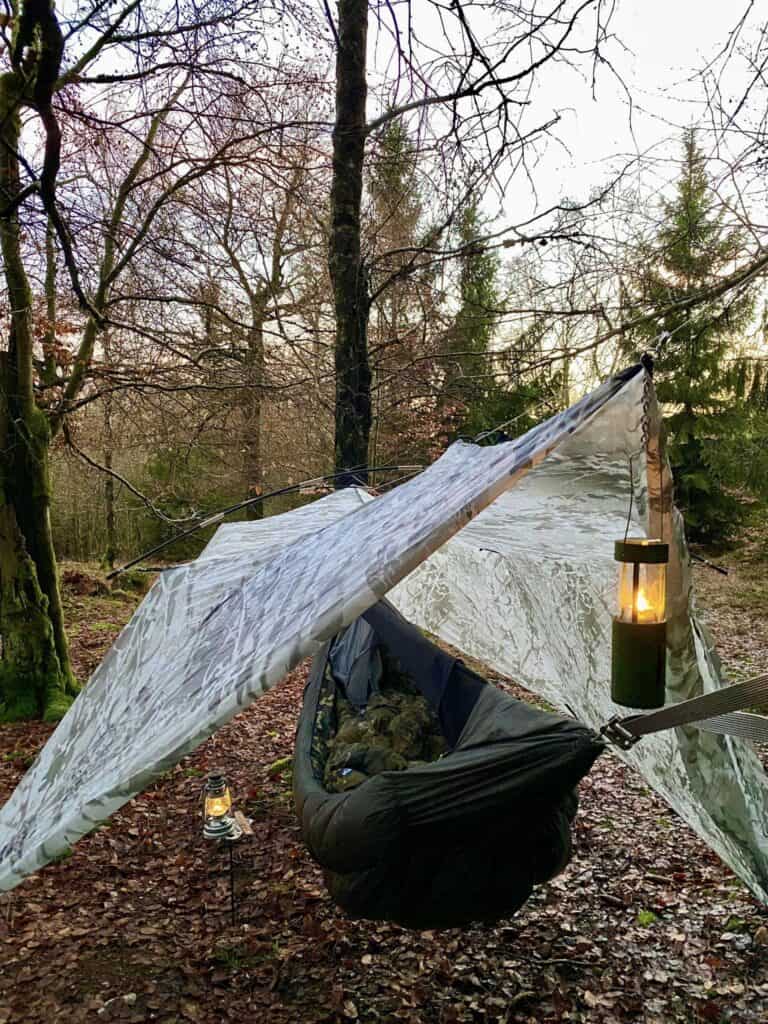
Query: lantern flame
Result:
<box><xmin>632</xmin><ymin>589</ymin><xmax>655</xmax><ymax>623</ymax></box>
<box><xmin>204</xmin><ymin>791</ymin><xmax>231</xmax><ymax>818</ymax></box>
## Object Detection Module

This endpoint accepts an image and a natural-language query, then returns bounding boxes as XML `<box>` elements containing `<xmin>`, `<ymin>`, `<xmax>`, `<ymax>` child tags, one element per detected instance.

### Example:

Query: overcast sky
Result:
<box><xmin>546</xmin><ymin>0</ymin><xmax>741</xmax><ymax>191</ymax></box>
<box><xmin>364</xmin><ymin>1</ymin><xmax>754</xmax><ymax>232</ymax></box>
<box><xmin>491</xmin><ymin>0</ymin><xmax>753</xmax><ymax>227</ymax></box>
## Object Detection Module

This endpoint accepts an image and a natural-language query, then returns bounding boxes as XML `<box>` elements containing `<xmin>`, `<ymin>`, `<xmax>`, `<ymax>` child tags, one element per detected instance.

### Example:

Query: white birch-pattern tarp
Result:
<box><xmin>2</xmin><ymin>364</ymin><xmax>768</xmax><ymax>900</ymax></box>
<box><xmin>389</xmin><ymin>372</ymin><xmax>768</xmax><ymax>900</ymax></box>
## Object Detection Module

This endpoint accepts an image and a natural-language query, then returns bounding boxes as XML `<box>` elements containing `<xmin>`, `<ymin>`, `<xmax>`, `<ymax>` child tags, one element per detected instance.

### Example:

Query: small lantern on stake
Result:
<box><xmin>612</xmin><ymin>538</ymin><xmax>669</xmax><ymax>709</ymax></box>
<box><xmin>202</xmin><ymin>771</ymin><xmax>241</xmax><ymax>842</ymax></box>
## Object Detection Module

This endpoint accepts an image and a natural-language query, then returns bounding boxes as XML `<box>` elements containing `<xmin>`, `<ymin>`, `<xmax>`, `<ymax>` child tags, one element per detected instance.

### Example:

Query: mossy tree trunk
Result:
<box><xmin>0</xmin><ymin>70</ymin><xmax>78</xmax><ymax>721</ymax></box>
<box><xmin>0</xmin><ymin>13</ymin><xmax>170</xmax><ymax>718</ymax></box>
<box><xmin>0</xmin><ymin>372</ymin><xmax>78</xmax><ymax>721</ymax></box>
<box><xmin>329</xmin><ymin>0</ymin><xmax>372</xmax><ymax>486</ymax></box>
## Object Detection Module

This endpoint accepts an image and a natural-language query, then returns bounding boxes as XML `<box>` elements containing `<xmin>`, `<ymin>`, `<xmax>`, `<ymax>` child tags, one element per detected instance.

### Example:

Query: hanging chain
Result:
<box><xmin>640</xmin><ymin>361</ymin><xmax>666</xmax><ymax>542</ymax></box>
<box><xmin>640</xmin><ymin>367</ymin><xmax>652</xmax><ymax>452</ymax></box>
<box><xmin>624</xmin><ymin>365</ymin><xmax>654</xmax><ymax>542</ymax></box>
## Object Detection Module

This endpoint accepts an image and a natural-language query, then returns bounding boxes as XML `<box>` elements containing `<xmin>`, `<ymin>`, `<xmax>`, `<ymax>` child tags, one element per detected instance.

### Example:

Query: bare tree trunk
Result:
<box><xmin>243</xmin><ymin>318</ymin><xmax>264</xmax><ymax>520</ymax></box>
<box><xmin>102</xmin><ymin>410</ymin><xmax>117</xmax><ymax>569</ymax></box>
<box><xmin>329</xmin><ymin>0</ymin><xmax>372</xmax><ymax>486</ymax></box>
<box><xmin>0</xmin><ymin>73</ymin><xmax>77</xmax><ymax>721</ymax></box>
<box><xmin>100</xmin><ymin>331</ymin><xmax>117</xmax><ymax>567</ymax></box>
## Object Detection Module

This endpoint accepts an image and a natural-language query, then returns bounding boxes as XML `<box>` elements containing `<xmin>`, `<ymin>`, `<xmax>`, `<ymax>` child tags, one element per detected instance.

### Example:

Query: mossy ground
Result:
<box><xmin>58</xmin><ymin>562</ymin><xmax>149</xmax><ymax>679</ymax></box>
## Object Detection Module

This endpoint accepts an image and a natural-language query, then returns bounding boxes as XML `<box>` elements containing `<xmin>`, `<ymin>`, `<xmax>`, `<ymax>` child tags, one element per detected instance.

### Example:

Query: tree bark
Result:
<box><xmin>243</xmin><ymin>317</ymin><xmax>264</xmax><ymax>520</ymax></box>
<box><xmin>329</xmin><ymin>0</ymin><xmax>371</xmax><ymax>486</ymax></box>
<box><xmin>0</xmin><ymin>72</ymin><xmax>77</xmax><ymax>721</ymax></box>
<box><xmin>102</xmin><ymin>334</ymin><xmax>117</xmax><ymax>568</ymax></box>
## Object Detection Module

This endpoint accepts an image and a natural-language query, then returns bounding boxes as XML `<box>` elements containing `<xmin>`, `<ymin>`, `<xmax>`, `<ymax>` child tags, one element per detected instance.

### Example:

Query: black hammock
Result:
<box><xmin>293</xmin><ymin>600</ymin><xmax>604</xmax><ymax>929</ymax></box>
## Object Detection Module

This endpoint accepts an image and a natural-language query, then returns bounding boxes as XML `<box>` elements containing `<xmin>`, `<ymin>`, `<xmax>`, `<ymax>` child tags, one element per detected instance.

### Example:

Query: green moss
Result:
<box><xmin>0</xmin><ymin>501</ymin><xmax>77</xmax><ymax>722</ymax></box>
<box><xmin>637</xmin><ymin>909</ymin><xmax>658</xmax><ymax>927</ymax></box>
<box><xmin>117</xmin><ymin>569</ymin><xmax>153</xmax><ymax>594</ymax></box>
<box><xmin>42</xmin><ymin>686</ymin><xmax>77</xmax><ymax>722</ymax></box>
<box><xmin>0</xmin><ymin>676</ymin><xmax>39</xmax><ymax>723</ymax></box>
<box><xmin>266</xmin><ymin>756</ymin><xmax>293</xmax><ymax>778</ymax></box>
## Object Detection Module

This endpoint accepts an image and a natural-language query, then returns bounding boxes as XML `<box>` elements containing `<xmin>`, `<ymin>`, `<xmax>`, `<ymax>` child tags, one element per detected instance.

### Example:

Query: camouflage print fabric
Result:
<box><xmin>3</xmin><ymin>364</ymin><xmax>768</xmax><ymax>902</ymax></box>
<box><xmin>309</xmin><ymin>664</ymin><xmax>338</xmax><ymax>782</ymax></box>
<box><xmin>321</xmin><ymin>684</ymin><xmax>446</xmax><ymax>794</ymax></box>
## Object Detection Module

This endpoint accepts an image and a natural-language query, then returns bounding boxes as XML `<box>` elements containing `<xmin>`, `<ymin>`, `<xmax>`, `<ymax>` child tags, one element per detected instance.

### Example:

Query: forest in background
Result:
<box><xmin>2</xmin><ymin>0</ymin><xmax>768</xmax><ymax>718</ymax></box>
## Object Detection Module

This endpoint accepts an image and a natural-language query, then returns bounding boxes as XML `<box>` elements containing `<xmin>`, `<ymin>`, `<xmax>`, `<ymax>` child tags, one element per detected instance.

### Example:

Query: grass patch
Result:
<box><xmin>1</xmin><ymin>750</ymin><xmax>35</xmax><ymax>767</ymax></box>
<box><xmin>637</xmin><ymin>909</ymin><xmax>658</xmax><ymax>927</ymax></box>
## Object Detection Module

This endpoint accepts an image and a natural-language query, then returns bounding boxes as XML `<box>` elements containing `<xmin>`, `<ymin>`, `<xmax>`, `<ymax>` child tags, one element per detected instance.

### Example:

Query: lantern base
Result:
<box><xmin>203</xmin><ymin>814</ymin><xmax>241</xmax><ymax>842</ymax></box>
<box><xmin>611</xmin><ymin>618</ymin><xmax>667</xmax><ymax>710</ymax></box>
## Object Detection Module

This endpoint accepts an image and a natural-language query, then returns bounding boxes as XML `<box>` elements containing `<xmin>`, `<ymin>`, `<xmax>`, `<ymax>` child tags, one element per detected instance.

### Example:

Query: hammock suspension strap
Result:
<box><xmin>601</xmin><ymin>670</ymin><xmax>768</xmax><ymax>749</ymax></box>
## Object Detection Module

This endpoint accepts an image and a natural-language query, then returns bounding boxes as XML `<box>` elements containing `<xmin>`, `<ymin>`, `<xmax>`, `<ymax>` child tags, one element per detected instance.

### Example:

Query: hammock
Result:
<box><xmin>293</xmin><ymin>600</ymin><xmax>603</xmax><ymax>928</ymax></box>
<box><xmin>3</xmin><ymin>362</ymin><xmax>768</xmax><ymax>905</ymax></box>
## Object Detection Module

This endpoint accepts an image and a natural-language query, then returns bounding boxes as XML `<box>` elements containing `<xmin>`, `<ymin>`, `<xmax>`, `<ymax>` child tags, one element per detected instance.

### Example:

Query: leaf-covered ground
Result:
<box><xmin>2</xmin><ymin>561</ymin><xmax>768</xmax><ymax>1024</ymax></box>
<box><xmin>692</xmin><ymin>530</ymin><xmax>768</xmax><ymax>685</ymax></box>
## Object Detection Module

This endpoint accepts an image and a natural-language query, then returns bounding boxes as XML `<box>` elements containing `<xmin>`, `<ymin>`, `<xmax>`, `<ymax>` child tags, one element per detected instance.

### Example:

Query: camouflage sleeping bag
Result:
<box><xmin>293</xmin><ymin>600</ymin><xmax>604</xmax><ymax>929</ymax></box>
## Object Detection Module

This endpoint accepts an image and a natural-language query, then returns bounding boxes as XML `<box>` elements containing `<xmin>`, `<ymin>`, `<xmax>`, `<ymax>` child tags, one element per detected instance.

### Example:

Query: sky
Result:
<box><xmin>57</xmin><ymin>0</ymin><xmax>750</xmax><ymax>221</ymax></box>
<box><xmin>49</xmin><ymin>0</ymin><xmax>761</xmax><ymax>287</ymax></box>
<box><xmin>542</xmin><ymin>0</ymin><xmax>743</xmax><ymax>199</ymax></box>
<box><xmin>362</xmin><ymin>0</ymin><xmax>757</xmax><ymax>240</ymax></box>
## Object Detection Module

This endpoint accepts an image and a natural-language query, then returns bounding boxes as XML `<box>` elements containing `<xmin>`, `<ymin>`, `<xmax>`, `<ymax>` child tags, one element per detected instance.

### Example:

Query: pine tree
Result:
<box><xmin>439</xmin><ymin>205</ymin><xmax>561</xmax><ymax>443</ymax></box>
<box><xmin>443</xmin><ymin>203</ymin><xmax>499</xmax><ymax>411</ymax></box>
<box><xmin>436</xmin><ymin>201</ymin><xmax>501</xmax><ymax>440</ymax></box>
<box><xmin>369</xmin><ymin>120</ymin><xmax>422</xmax><ymax>251</ymax></box>
<box><xmin>366</xmin><ymin>120</ymin><xmax>442</xmax><ymax>466</ymax></box>
<box><xmin>626</xmin><ymin>130</ymin><xmax>760</xmax><ymax>542</ymax></box>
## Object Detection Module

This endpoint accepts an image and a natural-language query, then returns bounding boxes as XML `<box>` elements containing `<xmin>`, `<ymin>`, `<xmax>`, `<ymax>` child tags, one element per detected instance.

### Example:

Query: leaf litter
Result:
<box><xmin>1</xmin><ymin>562</ymin><xmax>768</xmax><ymax>1023</ymax></box>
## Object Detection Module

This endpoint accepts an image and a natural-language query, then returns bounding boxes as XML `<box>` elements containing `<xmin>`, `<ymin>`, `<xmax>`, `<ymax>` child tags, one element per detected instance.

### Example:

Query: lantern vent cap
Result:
<box><xmin>614</xmin><ymin>538</ymin><xmax>669</xmax><ymax>564</ymax></box>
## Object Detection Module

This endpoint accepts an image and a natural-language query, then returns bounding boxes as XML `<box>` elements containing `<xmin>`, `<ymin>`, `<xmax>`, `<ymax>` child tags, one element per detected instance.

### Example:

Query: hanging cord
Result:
<box><xmin>372</xmin><ymin>466</ymin><xmax>424</xmax><ymax>494</ymax></box>
<box><xmin>126</xmin><ymin>467</ymin><xmax>426</xmax><ymax>571</ymax></box>
<box><xmin>106</xmin><ymin>463</ymin><xmax>423</xmax><ymax>580</ymax></box>
<box><xmin>471</xmin><ymin>401</ymin><xmax>547</xmax><ymax>445</ymax></box>
<box><xmin>638</xmin><ymin>355</ymin><xmax>667</xmax><ymax>546</ymax></box>
<box><xmin>691</xmin><ymin>552</ymin><xmax>729</xmax><ymax>576</ymax></box>
<box><xmin>622</xmin><ymin>365</ymin><xmax>663</xmax><ymax>545</ymax></box>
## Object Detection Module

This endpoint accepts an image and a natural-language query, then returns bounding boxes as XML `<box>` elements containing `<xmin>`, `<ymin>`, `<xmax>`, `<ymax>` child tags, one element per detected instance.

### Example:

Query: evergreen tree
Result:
<box><xmin>626</xmin><ymin>130</ymin><xmax>761</xmax><ymax>542</ymax></box>
<box><xmin>366</xmin><ymin>121</ymin><xmax>445</xmax><ymax>466</ymax></box>
<box><xmin>442</xmin><ymin>202</ymin><xmax>499</xmax><ymax>417</ymax></box>
<box><xmin>369</xmin><ymin>120</ymin><xmax>422</xmax><ymax>250</ymax></box>
<box><xmin>437</xmin><ymin>201</ymin><xmax>500</xmax><ymax>441</ymax></box>
<box><xmin>439</xmin><ymin>205</ymin><xmax>561</xmax><ymax>444</ymax></box>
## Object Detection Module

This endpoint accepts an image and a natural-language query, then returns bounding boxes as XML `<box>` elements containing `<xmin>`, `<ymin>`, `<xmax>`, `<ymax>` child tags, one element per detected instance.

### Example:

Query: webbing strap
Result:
<box><xmin>695</xmin><ymin>712</ymin><xmax>768</xmax><ymax>744</ymax></box>
<box><xmin>602</xmin><ymin>671</ymin><xmax>768</xmax><ymax>749</ymax></box>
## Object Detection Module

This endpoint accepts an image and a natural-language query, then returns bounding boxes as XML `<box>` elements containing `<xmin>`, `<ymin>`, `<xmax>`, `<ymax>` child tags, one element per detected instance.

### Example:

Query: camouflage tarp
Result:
<box><xmin>2</xmin><ymin>363</ymin><xmax>768</xmax><ymax>899</ymax></box>
<box><xmin>389</xmin><ymin>373</ymin><xmax>768</xmax><ymax>900</ymax></box>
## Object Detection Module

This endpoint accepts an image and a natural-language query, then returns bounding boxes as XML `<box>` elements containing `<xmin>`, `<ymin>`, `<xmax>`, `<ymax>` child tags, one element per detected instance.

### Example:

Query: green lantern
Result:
<box><xmin>611</xmin><ymin>538</ymin><xmax>669</xmax><ymax>709</ymax></box>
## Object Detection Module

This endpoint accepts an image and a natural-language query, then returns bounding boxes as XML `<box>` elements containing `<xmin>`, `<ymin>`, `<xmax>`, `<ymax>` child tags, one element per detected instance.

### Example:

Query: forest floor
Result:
<box><xmin>1</xmin><ymin>543</ymin><xmax>768</xmax><ymax>1024</ymax></box>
